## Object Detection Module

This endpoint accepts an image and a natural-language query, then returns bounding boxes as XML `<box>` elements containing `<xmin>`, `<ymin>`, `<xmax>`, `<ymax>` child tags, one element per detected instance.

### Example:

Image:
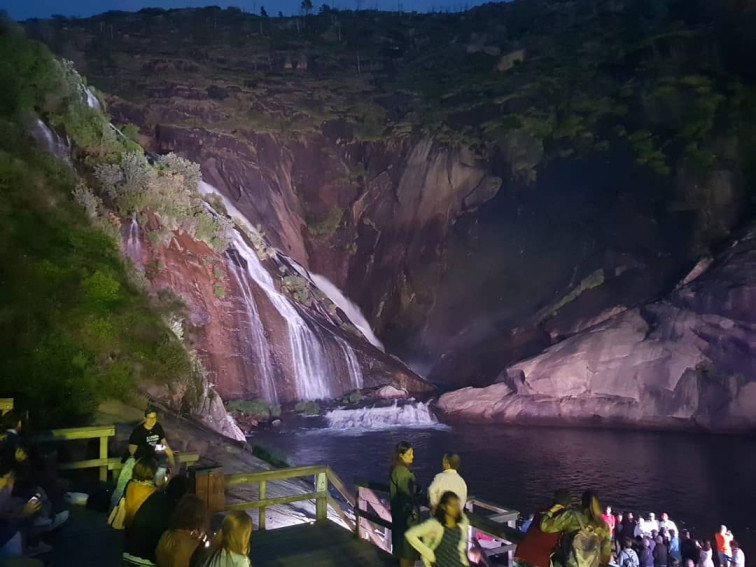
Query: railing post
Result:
<box><xmin>355</xmin><ymin>486</ymin><xmax>362</xmax><ymax>539</ymax></box>
<box><xmin>315</xmin><ymin>471</ymin><xmax>327</xmax><ymax>523</ymax></box>
<box><xmin>99</xmin><ymin>434</ymin><xmax>108</xmax><ymax>482</ymax></box>
<box><xmin>259</xmin><ymin>480</ymin><xmax>266</xmax><ymax>531</ymax></box>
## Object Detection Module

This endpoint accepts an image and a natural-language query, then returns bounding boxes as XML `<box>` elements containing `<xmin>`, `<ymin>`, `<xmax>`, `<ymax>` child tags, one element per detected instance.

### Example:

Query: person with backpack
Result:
<box><xmin>515</xmin><ymin>489</ymin><xmax>572</xmax><ymax>567</ymax></box>
<box><xmin>540</xmin><ymin>489</ymin><xmax>612</xmax><ymax>567</ymax></box>
<box><xmin>619</xmin><ymin>538</ymin><xmax>641</xmax><ymax>567</ymax></box>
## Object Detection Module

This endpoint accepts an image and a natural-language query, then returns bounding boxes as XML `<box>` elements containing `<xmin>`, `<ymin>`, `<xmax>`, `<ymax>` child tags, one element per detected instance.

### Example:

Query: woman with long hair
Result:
<box><xmin>200</xmin><ymin>510</ymin><xmax>252</xmax><ymax>567</ymax></box>
<box><xmin>390</xmin><ymin>441</ymin><xmax>421</xmax><ymax>567</ymax></box>
<box><xmin>405</xmin><ymin>491</ymin><xmax>470</xmax><ymax>567</ymax></box>
<box><xmin>155</xmin><ymin>495</ymin><xmax>209</xmax><ymax>567</ymax></box>
<box><xmin>540</xmin><ymin>489</ymin><xmax>612</xmax><ymax>567</ymax></box>
<box><xmin>124</xmin><ymin>457</ymin><xmax>158</xmax><ymax>526</ymax></box>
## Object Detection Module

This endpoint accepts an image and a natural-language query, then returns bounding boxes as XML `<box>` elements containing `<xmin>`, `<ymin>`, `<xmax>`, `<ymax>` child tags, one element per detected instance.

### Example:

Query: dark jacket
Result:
<box><xmin>125</xmin><ymin>492</ymin><xmax>172</xmax><ymax>562</ymax></box>
<box><xmin>389</xmin><ymin>465</ymin><xmax>420</xmax><ymax>561</ymax></box>
<box><xmin>681</xmin><ymin>539</ymin><xmax>699</xmax><ymax>566</ymax></box>
<box><xmin>653</xmin><ymin>542</ymin><xmax>669</xmax><ymax>567</ymax></box>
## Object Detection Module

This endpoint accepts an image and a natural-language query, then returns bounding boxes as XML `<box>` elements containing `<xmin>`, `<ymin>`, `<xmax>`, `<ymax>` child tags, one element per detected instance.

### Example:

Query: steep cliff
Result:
<box><xmin>438</xmin><ymin>224</ymin><xmax>756</xmax><ymax>431</ymax></box>
<box><xmin>25</xmin><ymin>0</ymin><xmax>756</xmax><ymax>392</ymax></box>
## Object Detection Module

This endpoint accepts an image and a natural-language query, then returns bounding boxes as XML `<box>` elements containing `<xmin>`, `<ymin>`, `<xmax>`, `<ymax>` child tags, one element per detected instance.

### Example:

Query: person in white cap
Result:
<box><xmin>659</xmin><ymin>513</ymin><xmax>678</xmax><ymax>538</ymax></box>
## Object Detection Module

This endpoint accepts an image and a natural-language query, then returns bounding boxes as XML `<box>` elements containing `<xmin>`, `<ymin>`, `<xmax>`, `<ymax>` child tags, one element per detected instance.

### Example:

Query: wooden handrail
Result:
<box><xmin>223</xmin><ymin>464</ymin><xmax>345</xmax><ymax>529</ymax></box>
<box><xmin>32</xmin><ymin>425</ymin><xmax>116</xmax><ymax>482</ymax></box>
<box><xmin>326</xmin><ymin>466</ymin><xmax>356</xmax><ymax>507</ymax></box>
<box><xmin>0</xmin><ymin>398</ymin><xmax>13</xmax><ymax>414</ymax></box>
<box><xmin>225</xmin><ymin>464</ymin><xmax>326</xmax><ymax>486</ymax></box>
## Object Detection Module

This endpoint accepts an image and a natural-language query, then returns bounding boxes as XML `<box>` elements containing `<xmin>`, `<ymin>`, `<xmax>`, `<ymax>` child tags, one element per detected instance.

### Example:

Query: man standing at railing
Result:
<box><xmin>428</xmin><ymin>453</ymin><xmax>468</xmax><ymax>514</ymax></box>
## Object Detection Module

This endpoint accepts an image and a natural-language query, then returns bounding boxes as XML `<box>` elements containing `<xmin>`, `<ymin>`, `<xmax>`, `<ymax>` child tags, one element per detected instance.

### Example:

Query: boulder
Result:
<box><xmin>372</xmin><ymin>385</ymin><xmax>409</xmax><ymax>399</ymax></box>
<box><xmin>438</xmin><ymin>225</ymin><xmax>756</xmax><ymax>431</ymax></box>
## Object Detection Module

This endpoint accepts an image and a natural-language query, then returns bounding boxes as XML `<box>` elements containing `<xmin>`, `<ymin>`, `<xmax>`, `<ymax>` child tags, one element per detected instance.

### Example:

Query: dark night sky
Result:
<box><xmin>4</xmin><ymin>0</ymin><xmax>489</xmax><ymax>20</ymax></box>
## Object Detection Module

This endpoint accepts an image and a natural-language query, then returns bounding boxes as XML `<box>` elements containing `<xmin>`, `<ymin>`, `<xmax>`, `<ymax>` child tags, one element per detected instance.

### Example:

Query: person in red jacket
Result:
<box><xmin>602</xmin><ymin>506</ymin><xmax>617</xmax><ymax>548</ymax></box>
<box><xmin>515</xmin><ymin>489</ymin><xmax>571</xmax><ymax>567</ymax></box>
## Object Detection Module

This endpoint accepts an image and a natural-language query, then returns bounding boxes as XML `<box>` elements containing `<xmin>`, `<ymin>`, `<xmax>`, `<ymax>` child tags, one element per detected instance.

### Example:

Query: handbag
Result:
<box><xmin>108</xmin><ymin>480</ymin><xmax>130</xmax><ymax>530</ymax></box>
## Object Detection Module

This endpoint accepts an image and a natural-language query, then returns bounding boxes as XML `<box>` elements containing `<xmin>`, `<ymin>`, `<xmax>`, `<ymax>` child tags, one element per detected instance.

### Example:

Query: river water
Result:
<box><xmin>253</xmin><ymin>421</ymin><xmax>756</xmax><ymax>558</ymax></box>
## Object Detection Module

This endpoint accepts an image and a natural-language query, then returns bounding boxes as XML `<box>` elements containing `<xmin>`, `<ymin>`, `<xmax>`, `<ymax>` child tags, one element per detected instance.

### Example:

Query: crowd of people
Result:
<box><xmin>388</xmin><ymin>440</ymin><xmax>746</xmax><ymax>567</ymax></box>
<box><xmin>0</xmin><ymin>415</ymin><xmax>746</xmax><ymax>567</ymax></box>
<box><xmin>113</xmin><ymin>407</ymin><xmax>252</xmax><ymax>567</ymax></box>
<box><xmin>515</xmin><ymin>497</ymin><xmax>746</xmax><ymax>567</ymax></box>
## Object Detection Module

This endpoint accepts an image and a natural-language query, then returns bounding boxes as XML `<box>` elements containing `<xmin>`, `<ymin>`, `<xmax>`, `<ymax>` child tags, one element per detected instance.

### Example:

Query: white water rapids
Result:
<box><xmin>324</xmin><ymin>402</ymin><xmax>442</xmax><ymax>430</ymax></box>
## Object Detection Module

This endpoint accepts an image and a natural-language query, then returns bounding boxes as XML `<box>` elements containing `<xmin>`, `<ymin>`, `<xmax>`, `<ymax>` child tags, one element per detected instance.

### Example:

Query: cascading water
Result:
<box><xmin>334</xmin><ymin>335</ymin><xmax>363</xmax><ymax>390</ymax></box>
<box><xmin>225</xmin><ymin>248</ymin><xmax>278</xmax><ymax>404</ymax></box>
<box><xmin>309</xmin><ymin>273</ymin><xmax>384</xmax><ymax>352</ymax></box>
<box><xmin>324</xmin><ymin>402</ymin><xmax>442</xmax><ymax>430</ymax></box>
<box><xmin>124</xmin><ymin>213</ymin><xmax>143</xmax><ymax>269</ymax></box>
<box><xmin>229</xmin><ymin>229</ymin><xmax>333</xmax><ymax>400</ymax></box>
<box><xmin>84</xmin><ymin>86</ymin><xmax>101</xmax><ymax>111</ymax></box>
<box><xmin>201</xmin><ymin>180</ymin><xmax>368</xmax><ymax>400</ymax></box>
<box><xmin>31</xmin><ymin>119</ymin><xmax>70</xmax><ymax>163</ymax></box>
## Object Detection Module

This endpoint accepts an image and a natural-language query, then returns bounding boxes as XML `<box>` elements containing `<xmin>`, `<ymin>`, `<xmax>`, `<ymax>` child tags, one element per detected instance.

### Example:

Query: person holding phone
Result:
<box><xmin>0</xmin><ymin>456</ymin><xmax>50</xmax><ymax>558</ymax></box>
<box><xmin>128</xmin><ymin>408</ymin><xmax>175</xmax><ymax>469</ymax></box>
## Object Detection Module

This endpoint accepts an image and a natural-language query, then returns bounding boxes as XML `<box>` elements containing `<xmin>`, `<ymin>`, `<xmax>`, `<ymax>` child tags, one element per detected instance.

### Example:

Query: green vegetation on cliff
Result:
<box><xmin>29</xmin><ymin>1</ymin><xmax>756</xmax><ymax>185</ymax></box>
<box><xmin>0</xmin><ymin>21</ymin><xmax>214</xmax><ymax>427</ymax></box>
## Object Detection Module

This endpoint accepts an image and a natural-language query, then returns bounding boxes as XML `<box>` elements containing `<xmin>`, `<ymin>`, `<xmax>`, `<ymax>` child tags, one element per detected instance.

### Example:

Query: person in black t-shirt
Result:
<box><xmin>128</xmin><ymin>408</ymin><xmax>175</xmax><ymax>468</ymax></box>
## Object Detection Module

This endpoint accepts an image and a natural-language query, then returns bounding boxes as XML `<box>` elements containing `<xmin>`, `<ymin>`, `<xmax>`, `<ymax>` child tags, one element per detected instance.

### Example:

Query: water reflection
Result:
<box><xmin>253</xmin><ymin>424</ymin><xmax>756</xmax><ymax>557</ymax></box>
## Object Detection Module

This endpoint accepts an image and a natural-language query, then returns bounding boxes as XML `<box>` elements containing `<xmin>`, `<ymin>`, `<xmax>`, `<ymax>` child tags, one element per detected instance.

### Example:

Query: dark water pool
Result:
<box><xmin>252</xmin><ymin>423</ymin><xmax>756</xmax><ymax>558</ymax></box>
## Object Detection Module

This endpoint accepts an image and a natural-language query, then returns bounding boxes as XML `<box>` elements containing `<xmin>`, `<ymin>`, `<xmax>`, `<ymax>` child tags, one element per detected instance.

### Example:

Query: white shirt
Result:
<box><xmin>428</xmin><ymin>469</ymin><xmax>467</xmax><ymax>509</ymax></box>
<box><xmin>659</xmin><ymin>519</ymin><xmax>678</xmax><ymax>536</ymax></box>
<box><xmin>731</xmin><ymin>549</ymin><xmax>745</xmax><ymax>567</ymax></box>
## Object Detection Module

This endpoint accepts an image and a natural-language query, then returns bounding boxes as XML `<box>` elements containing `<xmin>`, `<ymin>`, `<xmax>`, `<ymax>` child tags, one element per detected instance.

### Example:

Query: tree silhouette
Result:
<box><xmin>260</xmin><ymin>6</ymin><xmax>268</xmax><ymax>17</ymax></box>
<box><xmin>301</xmin><ymin>0</ymin><xmax>314</xmax><ymax>16</ymax></box>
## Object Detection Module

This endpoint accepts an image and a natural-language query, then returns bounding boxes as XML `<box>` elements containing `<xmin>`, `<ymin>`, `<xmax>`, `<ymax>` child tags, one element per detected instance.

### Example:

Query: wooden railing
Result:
<box><xmin>354</xmin><ymin>479</ymin><xmax>522</xmax><ymax>566</ymax></box>
<box><xmin>0</xmin><ymin>398</ymin><xmax>13</xmax><ymax>415</ymax></box>
<box><xmin>32</xmin><ymin>424</ymin><xmax>199</xmax><ymax>482</ymax></box>
<box><xmin>33</xmin><ymin>425</ymin><xmax>115</xmax><ymax>482</ymax></box>
<box><xmin>224</xmin><ymin>465</ymin><xmax>357</xmax><ymax>532</ymax></box>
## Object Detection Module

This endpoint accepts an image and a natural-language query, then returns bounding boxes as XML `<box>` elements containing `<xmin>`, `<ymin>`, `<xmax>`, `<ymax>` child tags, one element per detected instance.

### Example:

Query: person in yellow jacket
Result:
<box><xmin>405</xmin><ymin>491</ymin><xmax>470</xmax><ymax>567</ymax></box>
<box><xmin>540</xmin><ymin>489</ymin><xmax>612</xmax><ymax>567</ymax></box>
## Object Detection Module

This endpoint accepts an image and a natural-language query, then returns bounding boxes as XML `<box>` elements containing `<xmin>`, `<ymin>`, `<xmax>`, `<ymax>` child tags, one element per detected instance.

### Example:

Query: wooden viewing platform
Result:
<box><xmin>44</xmin><ymin>463</ymin><xmax>521</xmax><ymax>566</ymax></box>
<box><xmin>1</xmin><ymin>400</ymin><xmax>521</xmax><ymax>566</ymax></box>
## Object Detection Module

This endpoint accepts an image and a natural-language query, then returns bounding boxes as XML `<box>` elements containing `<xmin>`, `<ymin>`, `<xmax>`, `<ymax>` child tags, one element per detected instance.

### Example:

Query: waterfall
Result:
<box><xmin>309</xmin><ymin>273</ymin><xmax>384</xmax><ymax>352</ymax></box>
<box><xmin>201</xmin><ymin>180</ymin><xmax>367</xmax><ymax>400</ymax></box>
<box><xmin>31</xmin><ymin>119</ymin><xmax>70</xmax><ymax>163</ymax></box>
<box><xmin>124</xmin><ymin>213</ymin><xmax>143</xmax><ymax>269</ymax></box>
<box><xmin>334</xmin><ymin>335</ymin><xmax>363</xmax><ymax>390</ymax></box>
<box><xmin>324</xmin><ymin>402</ymin><xmax>442</xmax><ymax>430</ymax></box>
<box><xmin>229</xmin><ymin>229</ymin><xmax>334</xmax><ymax>400</ymax></box>
<box><xmin>84</xmin><ymin>86</ymin><xmax>101</xmax><ymax>111</ymax></box>
<box><xmin>226</xmin><ymin>248</ymin><xmax>278</xmax><ymax>404</ymax></box>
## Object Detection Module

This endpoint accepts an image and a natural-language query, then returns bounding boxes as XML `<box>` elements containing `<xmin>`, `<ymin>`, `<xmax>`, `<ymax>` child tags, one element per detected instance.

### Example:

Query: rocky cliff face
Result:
<box><xmin>125</xmin><ymin>208</ymin><xmax>430</xmax><ymax>405</ymax></box>
<box><xmin>26</xmin><ymin>0</ymin><xmax>756</xmax><ymax>399</ymax></box>
<box><xmin>438</xmin><ymin>224</ymin><xmax>756</xmax><ymax>431</ymax></box>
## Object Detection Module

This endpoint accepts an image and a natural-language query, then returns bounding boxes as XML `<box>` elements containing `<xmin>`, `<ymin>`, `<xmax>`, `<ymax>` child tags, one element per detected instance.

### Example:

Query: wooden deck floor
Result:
<box><xmin>250</xmin><ymin>522</ymin><xmax>395</xmax><ymax>567</ymax></box>
<box><xmin>44</xmin><ymin>507</ymin><xmax>395</xmax><ymax>567</ymax></box>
